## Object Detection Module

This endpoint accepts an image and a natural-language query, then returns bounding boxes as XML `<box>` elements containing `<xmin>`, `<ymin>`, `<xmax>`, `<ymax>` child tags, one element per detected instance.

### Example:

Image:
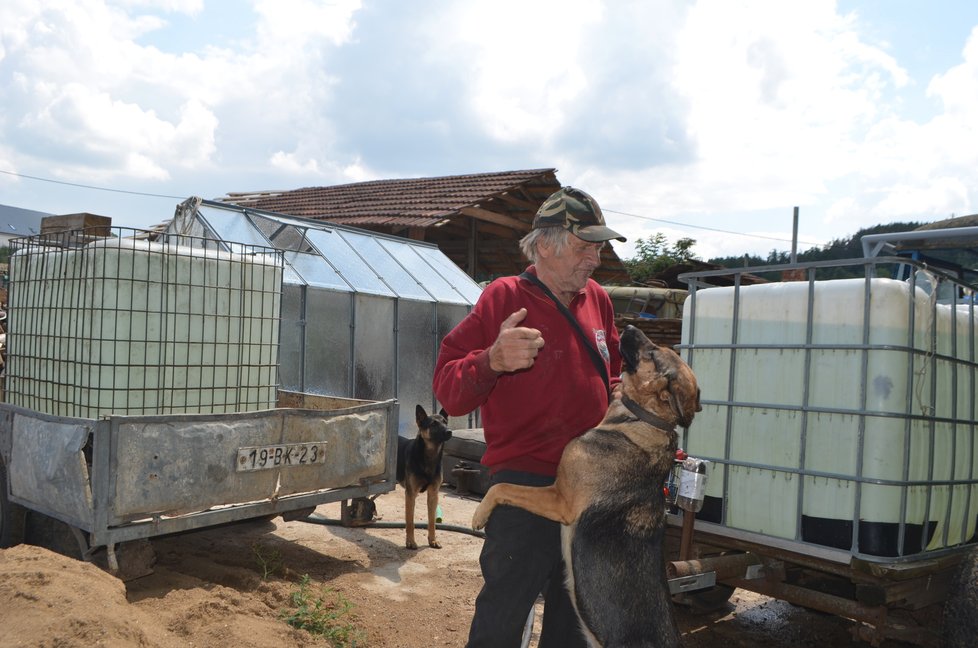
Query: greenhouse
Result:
<box><xmin>163</xmin><ymin>197</ymin><xmax>483</xmax><ymax>434</ymax></box>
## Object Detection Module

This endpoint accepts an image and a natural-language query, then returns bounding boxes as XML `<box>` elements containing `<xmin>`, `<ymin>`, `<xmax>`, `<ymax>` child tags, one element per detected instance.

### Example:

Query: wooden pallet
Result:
<box><xmin>614</xmin><ymin>316</ymin><xmax>683</xmax><ymax>349</ymax></box>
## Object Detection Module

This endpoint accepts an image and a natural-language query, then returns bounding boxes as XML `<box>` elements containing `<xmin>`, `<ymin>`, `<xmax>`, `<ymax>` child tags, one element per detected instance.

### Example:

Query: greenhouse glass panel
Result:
<box><xmin>307</xmin><ymin>229</ymin><xmax>395</xmax><ymax>297</ymax></box>
<box><xmin>353</xmin><ymin>295</ymin><xmax>395</xmax><ymax>402</ymax></box>
<box><xmin>378</xmin><ymin>238</ymin><xmax>463</xmax><ymax>304</ymax></box>
<box><xmin>305</xmin><ymin>289</ymin><xmax>353</xmax><ymax>396</ymax></box>
<box><xmin>198</xmin><ymin>208</ymin><xmax>270</xmax><ymax>249</ymax></box>
<box><xmin>396</xmin><ymin>300</ymin><xmax>437</xmax><ymax>435</ymax></box>
<box><xmin>284</xmin><ymin>250</ymin><xmax>349</xmax><ymax>290</ymax></box>
<box><xmin>278</xmin><ymin>284</ymin><xmax>304</xmax><ymax>391</ymax></box>
<box><xmin>423</xmin><ymin>248</ymin><xmax>485</xmax><ymax>304</ymax></box>
<box><xmin>337</xmin><ymin>231</ymin><xmax>433</xmax><ymax>301</ymax></box>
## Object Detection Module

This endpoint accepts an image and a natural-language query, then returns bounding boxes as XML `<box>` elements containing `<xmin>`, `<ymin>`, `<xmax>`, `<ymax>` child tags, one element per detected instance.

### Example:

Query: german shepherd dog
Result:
<box><xmin>472</xmin><ymin>325</ymin><xmax>701</xmax><ymax>647</ymax></box>
<box><xmin>397</xmin><ymin>405</ymin><xmax>453</xmax><ymax>549</ymax></box>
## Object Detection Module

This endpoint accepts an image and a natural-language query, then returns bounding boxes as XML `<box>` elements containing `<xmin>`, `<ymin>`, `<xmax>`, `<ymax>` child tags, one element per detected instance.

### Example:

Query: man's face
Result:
<box><xmin>539</xmin><ymin>235</ymin><xmax>605</xmax><ymax>294</ymax></box>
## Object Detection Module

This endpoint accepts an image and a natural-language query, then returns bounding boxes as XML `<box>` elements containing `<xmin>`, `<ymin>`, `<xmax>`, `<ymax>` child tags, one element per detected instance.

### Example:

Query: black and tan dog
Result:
<box><xmin>397</xmin><ymin>405</ymin><xmax>453</xmax><ymax>549</ymax></box>
<box><xmin>472</xmin><ymin>325</ymin><xmax>701</xmax><ymax>648</ymax></box>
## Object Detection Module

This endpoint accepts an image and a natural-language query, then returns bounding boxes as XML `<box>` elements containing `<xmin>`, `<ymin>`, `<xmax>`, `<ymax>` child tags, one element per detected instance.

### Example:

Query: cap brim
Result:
<box><xmin>575</xmin><ymin>225</ymin><xmax>626</xmax><ymax>243</ymax></box>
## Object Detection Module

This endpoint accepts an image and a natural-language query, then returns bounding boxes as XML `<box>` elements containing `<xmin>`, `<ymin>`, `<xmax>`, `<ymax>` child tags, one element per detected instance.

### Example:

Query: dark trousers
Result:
<box><xmin>466</xmin><ymin>471</ymin><xmax>589</xmax><ymax>648</ymax></box>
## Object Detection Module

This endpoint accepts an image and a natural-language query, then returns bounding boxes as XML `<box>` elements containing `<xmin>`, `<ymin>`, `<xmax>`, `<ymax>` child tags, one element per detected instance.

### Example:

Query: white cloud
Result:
<box><xmin>117</xmin><ymin>0</ymin><xmax>204</xmax><ymax>13</ymax></box>
<box><xmin>270</xmin><ymin>151</ymin><xmax>321</xmax><ymax>174</ymax></box>
<box><xmin>427</xmin><ymin>0</ymin><xmax>604</xmax><ymax>143</ymax></box>
<box><xmin>2</xmin><ymin>0</ymin><xmax>978</xmax><ymax>249</ymax></box>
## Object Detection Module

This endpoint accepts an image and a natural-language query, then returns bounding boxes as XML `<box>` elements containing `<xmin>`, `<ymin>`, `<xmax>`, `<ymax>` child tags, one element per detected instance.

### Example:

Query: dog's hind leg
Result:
<box><xmin>425</xmin><ymin>482</ymin><xmax>442</xmax><ymax>548</ymax></box>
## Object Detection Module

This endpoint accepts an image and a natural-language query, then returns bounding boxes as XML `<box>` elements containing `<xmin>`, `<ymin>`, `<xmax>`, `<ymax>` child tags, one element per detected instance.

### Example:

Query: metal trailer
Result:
<box><xmin>0</xmin><ymin>224</ymin><xmax>401</xmax><ymax>577</ymax></box>
<box><xmin>668</xmin><ymin>227</ymin><xmax>978</xmax><ymax>647</ymax></box>
<box><xmin>0</xmin><ymin>391</ymin><xmax>398</xmax><ymax>576</ymax></box>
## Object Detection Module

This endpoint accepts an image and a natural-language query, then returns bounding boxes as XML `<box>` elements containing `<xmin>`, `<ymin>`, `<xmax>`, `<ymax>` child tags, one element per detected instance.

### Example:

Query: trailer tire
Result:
<box><xmin>0</xmin><ymin>456</ymin><xmax>27</xmax><ymax>548</ymax></box>
<box><xmin>941</xmin><ymin>547</ymin><xmax>978</xmax><ymax>648</ymax></box>
<box><xmin>24</xmin><ymin>511</ymin><xmax>85</xmax><ymax>559</ymax></box>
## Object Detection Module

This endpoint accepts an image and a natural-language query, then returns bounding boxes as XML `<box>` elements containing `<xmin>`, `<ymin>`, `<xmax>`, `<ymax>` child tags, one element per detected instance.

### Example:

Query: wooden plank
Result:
<box><xmin>459</xmin><ymin>206</ymin><xmax>531</xmax><ymax>232</ymax></box>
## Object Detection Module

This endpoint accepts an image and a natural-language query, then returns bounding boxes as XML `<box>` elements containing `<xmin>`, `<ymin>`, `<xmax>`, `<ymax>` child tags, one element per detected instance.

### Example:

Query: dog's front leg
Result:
<box><xmin>404</xmin><ymin>489</ymin><xmax>419</xmax><ymax>550</ymax></box>
<box><xmin>472</xmin><ymin>483</ymin><xmax>575</xmax><ymax>529</ymax></box>
<box><xmin>426</xmin><ymin>486</ymin><xmax>442</xmax><ymax>548</ymax></box>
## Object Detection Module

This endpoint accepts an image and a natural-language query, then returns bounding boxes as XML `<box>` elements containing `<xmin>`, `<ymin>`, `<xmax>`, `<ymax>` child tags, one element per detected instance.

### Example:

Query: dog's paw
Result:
<box><xmin>428</xmin><ymin>539</ymin><xmax>442</xmax><ymax>549</ymax></box>
<box><xmin>405</xmin><ymin>539</ymin><xmax>419</xmax><ymax>550</ymax></box>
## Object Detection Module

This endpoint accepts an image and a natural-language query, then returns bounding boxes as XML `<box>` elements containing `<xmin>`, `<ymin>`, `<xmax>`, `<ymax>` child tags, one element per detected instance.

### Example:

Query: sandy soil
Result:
<box><xmin>0</xmin><ymin>487</ymin><xmax>921</xmax><ymax>648</ymax></box>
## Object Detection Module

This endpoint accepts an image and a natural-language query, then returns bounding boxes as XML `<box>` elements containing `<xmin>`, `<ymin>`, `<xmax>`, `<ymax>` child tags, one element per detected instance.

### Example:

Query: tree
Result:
<box><xmin>623</xmin><ymin>234</ymin><xmax>699</xmax><ymax>285</ymax></box>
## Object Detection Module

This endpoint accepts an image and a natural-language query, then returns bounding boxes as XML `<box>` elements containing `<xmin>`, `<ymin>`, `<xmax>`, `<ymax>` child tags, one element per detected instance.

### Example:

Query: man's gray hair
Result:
<box><xmin>519</xmin><ymin>227</ymin><xmax>570</xmax><ymax>264</ymax></box>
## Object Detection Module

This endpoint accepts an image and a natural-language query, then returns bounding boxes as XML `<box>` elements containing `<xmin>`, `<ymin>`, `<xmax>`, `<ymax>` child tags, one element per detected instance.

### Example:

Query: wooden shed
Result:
<box><xmin>219</xmin><ymin>169</ymin><xmax>632</xmax><ymax>284</ymax></box>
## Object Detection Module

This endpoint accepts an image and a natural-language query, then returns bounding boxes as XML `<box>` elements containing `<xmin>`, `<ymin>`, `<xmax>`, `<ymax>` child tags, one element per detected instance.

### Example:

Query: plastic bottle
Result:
<box><xmin>676</xmin><ymin>457</ymin><xmax>709</xmax><ymax>513</ymax></box>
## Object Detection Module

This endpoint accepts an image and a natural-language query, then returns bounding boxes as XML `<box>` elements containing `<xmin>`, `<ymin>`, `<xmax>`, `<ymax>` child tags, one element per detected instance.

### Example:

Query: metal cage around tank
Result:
<box><xmin>678</xmin><ymin>234</ymin><xmax>978</xmax><ymax>565</ymax></box>
<box><xmin>4</xmin><ymin>226</ymin><xmax>285</xmax><ymax>418</ymax></box>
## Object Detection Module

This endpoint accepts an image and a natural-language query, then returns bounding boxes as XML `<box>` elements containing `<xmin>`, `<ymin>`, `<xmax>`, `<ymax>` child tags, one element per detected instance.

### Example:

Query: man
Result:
<box><xmin>433</xmin><ymin>186</ymin><xmax>625</xmax><ymax>648</ymax></box>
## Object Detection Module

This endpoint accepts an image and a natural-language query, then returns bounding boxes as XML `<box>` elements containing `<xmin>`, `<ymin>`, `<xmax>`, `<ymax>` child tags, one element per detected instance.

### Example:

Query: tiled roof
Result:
<box><xmin>219</xmin><ymin>168</ymin><xmax>633</xmax><ymax>285</ymax></box>
<box><xmin>220</xmin><ymin>169</ymin><xmax>560</xmax><ymax>227</ymax></box>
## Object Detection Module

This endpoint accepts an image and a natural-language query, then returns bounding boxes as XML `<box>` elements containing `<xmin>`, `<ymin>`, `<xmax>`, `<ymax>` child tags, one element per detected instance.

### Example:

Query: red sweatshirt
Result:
<box><xmin>433</xmin><ymin>267</ymin><xmax>622</xmax><ymax>476</ymax></box>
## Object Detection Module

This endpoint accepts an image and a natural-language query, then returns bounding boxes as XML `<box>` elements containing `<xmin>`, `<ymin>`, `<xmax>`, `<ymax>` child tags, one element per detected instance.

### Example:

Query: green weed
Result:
<box><xmin>251</xmin><ymin>541</ymin><xmax>284</xmax><ymax>580</ymax></box>
<box><xmin>281</xmin><ymin>574</ymin><xmax>364</xmax><ymax>647</ymax></box>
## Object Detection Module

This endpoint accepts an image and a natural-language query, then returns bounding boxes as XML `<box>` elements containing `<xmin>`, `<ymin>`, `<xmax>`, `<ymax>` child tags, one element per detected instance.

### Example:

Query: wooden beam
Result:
<box><xmin>468</xmin><ymin>218</ymin><xmax>476</xmax><ymax>276</ymax></box>
<box><xmin>496</xmin><ymin>192</ymin><xmax>539</xmax><ymax>212</ymax></box>
<box><xmin>459</xmin><ymin>206</ymin><xmax>531</xmax><ymax>232</ymax></box>
<box><xmin>438</xmin><ymin>239</ymin><xmax>521</xmax><ymax>251</ymax></box>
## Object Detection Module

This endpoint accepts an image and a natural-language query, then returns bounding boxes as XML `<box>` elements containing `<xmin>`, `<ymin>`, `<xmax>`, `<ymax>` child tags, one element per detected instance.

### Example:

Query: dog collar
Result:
<box><xmin>621</xmin><ymin>395</ymin><xmax>676</xmax><ymax>432</ymax></box>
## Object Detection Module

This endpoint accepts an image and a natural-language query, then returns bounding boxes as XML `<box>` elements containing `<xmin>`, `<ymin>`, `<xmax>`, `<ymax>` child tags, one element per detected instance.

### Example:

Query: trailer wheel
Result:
<box><xmin>941</xmin><ymin>547</ymin><xmax>978</xmax><ymax>647</ymax></box>
<box><xmin>24</xmin><ymin>511</ymin><xmax>86</xmax><ymax>559</ymax></box>
<box><xmin>0</xmin><ymin>456</ymin><xmax>27</xmax><ymax>547</ymax></box>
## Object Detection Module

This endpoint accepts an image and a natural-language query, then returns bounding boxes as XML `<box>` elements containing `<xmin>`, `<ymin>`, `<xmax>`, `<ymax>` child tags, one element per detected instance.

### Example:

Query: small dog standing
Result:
<box><xmin>472</xmin><ymin>325</ymin><xmax>701</xmax><ymax>647</ymax></box>
<box><xmin>397</xmin><ymin>405</ymin><xmax>453</xmax><ymax>549</ymax></box>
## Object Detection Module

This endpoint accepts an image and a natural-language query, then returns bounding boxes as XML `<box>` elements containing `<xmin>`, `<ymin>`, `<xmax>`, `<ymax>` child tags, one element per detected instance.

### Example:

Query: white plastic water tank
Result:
<box><xmin>682</xmin><ymin>277</ymin><xmax>978</xmax><ymax>556</ymax></box>
<box><xmin>6</xmin><ymin>237</ymin><xmax>282</xmax><ymax>417</ymax></box>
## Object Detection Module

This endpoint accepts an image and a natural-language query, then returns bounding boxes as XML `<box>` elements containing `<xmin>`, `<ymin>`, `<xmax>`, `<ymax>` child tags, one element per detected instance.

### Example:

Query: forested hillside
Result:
<box><xmin>706</xmin><ymin>222</ymin><xmax>923</xmax><ymax>268</ymax></box>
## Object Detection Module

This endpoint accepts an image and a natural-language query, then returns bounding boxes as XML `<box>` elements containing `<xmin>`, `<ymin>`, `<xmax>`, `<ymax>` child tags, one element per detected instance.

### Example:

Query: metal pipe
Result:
<box><xmin>679</xmin><ymin>509</ymin><xmax>695</xmax><ymax>560</ymax></box>
<box><xmin>860</xmin><ymin>226</ymin><xmax>978</xmax><ymax>258</ymax></box>
<box><xmin>667</xmin><ymin>552</ymin><xmax>762</xmax><ymax>581</ymax></box>
<box><xmin>791</xmin><ymin>206</ymin><xmax>799</xmax><ymax>264</ymax></box>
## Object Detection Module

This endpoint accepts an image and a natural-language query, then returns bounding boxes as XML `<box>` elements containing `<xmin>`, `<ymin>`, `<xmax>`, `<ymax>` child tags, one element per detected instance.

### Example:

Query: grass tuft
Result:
<box><xmin>281</xmin><ymin>574</ymin><xmax>364</xmax><ymax>647</ymax></box>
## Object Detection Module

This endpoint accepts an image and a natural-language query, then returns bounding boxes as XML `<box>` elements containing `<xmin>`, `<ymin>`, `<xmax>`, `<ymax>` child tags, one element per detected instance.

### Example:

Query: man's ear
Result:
<box><xmin>536</xmin><ymin>240</ymin><xmax>552</xmax><ymax>259</ymax></box>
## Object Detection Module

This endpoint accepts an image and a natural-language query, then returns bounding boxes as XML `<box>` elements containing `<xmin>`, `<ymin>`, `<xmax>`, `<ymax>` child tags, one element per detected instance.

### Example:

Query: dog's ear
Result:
<box><xmin>439</xmin><ymin>408</ymin><xmax>448</xmax><ymax>420</ymax></box>
<box><xmin>415</xmin><ymin>404</ymin><xmax>428</xmax><ymax>426</ymax></box>
<box><xmin>672</xmin><ymin>385</ymin><xmax>702</xmax><ymax>428</ymax></box>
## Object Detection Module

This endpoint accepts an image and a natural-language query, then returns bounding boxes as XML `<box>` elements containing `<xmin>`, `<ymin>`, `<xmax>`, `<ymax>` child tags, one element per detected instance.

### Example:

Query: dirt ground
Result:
<box><xmin>0</xmin><ymin>486</ymin><xmax>923</xmax><ymax>648</ymax></box>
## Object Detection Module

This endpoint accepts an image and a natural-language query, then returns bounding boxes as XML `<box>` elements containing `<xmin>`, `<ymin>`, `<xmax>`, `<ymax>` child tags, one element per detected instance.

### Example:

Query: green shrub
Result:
<box><xmin>281</xmin><ymin>574</ymin><xmax>364</xmax><ymax>647</ymax></box>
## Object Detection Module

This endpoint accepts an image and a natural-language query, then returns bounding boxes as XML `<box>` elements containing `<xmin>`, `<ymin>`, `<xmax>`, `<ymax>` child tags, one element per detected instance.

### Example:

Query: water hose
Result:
<box><xmin>300</xmin><ymin>511</ymin><xmax>486</xmax><ymax>539</ymax></box>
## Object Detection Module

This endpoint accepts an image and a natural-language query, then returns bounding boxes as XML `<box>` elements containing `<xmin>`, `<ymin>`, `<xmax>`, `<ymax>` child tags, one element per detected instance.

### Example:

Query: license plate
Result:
<box><xmin>236</xmin><ymin>442</ymin><xmax>327</xmax><ymax>472</ymax></box>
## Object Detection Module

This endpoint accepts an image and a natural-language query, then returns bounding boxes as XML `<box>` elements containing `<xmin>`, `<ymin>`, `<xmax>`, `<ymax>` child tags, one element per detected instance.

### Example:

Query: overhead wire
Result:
<box><xmin>604</xmin><ymin>207</ymin><xmax>826</xmax><ymax>248</ymax></box>
<box><xmin>2</xmin><ymin>167</ymin><xmax>826</xmax><ymax>248</ymax></box>
<box><xmin>0</xmin><ymin>168</ymin><xmax>185</xmax><ymax>199</ymax></box>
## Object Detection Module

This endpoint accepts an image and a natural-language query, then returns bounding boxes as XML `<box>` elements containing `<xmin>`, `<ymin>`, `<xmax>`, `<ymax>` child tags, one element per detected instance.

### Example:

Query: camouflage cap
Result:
<box><xmin>532</xmin><ymin>186</ymin><xmax>626</xmax><ymax>243</ymax></box>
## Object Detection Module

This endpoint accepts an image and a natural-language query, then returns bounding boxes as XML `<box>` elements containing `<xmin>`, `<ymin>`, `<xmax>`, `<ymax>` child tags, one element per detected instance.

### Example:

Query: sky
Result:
<box><xmin>2</xmin><ymin>0</ymin><xmax>978</xmax><ymax>262</ymax></box>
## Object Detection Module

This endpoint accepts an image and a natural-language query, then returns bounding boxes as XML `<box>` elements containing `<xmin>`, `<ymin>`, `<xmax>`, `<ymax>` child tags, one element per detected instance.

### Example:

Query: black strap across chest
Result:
<box><xmin>519</xmin><ymin>271</ymin><xmax>611</xmax><ymax>397</ymax></box>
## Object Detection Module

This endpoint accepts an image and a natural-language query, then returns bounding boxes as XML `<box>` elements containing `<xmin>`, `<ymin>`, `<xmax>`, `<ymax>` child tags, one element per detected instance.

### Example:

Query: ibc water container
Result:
<box><xmin>6</xmin><ymin>235</ymin><xmax>283</xmax><ymax>417</ymax></box>
<box><xmin>681</xmin><ymin>277</ymin><xmax>978</xmax><ymax>558</ymax></box>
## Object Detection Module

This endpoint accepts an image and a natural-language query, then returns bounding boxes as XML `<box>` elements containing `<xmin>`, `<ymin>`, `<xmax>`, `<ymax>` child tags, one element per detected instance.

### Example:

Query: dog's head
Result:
<box><xmin>620</xmin><ymin>325</ymin><xmax>701</xmax><ymax>428</ymax></box>
<box><xmin>415</xmin><ymin>404</ymin><xmax>453</xmax><ymax>444</ymax></box>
